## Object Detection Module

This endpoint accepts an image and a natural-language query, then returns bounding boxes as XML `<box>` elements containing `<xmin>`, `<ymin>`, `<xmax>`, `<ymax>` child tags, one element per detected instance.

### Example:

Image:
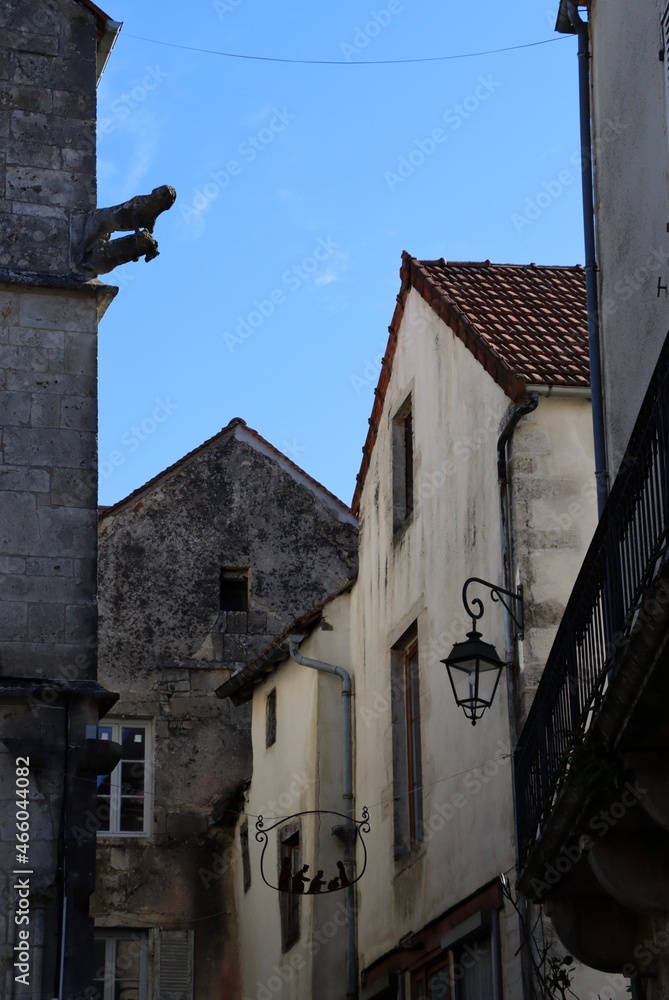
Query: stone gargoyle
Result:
<box><xmin>79</xmin><ymin>184</ymin><xmax>177</xmax><ymax>276</ymax></box>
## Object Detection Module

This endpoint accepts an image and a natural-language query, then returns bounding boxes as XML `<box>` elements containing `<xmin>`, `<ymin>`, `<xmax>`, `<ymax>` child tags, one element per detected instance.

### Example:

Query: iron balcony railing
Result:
<box><xmin>515</xmin><ymin>334</ymin><xmax>669</xmax><ymax>863</ymax></box>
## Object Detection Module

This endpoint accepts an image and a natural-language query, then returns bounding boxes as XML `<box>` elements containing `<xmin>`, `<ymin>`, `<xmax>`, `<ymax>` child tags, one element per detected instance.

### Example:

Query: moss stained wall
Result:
<box><xmin>93</xmin><ymin>421</ymin><xmax>358</xmax><ymax>999</ymax></box>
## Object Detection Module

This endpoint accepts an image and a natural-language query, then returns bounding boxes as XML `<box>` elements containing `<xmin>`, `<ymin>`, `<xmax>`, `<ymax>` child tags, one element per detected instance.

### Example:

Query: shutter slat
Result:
<box><xmin>158</xmin><ymin>930</ymin><xmax>193</xmax><ymax>1000</ymax></box>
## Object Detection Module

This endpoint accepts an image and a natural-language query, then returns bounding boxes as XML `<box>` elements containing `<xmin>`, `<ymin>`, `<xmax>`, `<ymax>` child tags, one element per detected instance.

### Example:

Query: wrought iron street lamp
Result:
<box><xmin>441</xmin><ymin>577</ymin><xmax>524</xmax><ymax>725</ymax></box>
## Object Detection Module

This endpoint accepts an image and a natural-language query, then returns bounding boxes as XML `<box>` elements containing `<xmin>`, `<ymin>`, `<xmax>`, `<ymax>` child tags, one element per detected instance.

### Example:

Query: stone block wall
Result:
<box><xmin>0</xmin><ymin>0</ymin><xmax>97</xmax><ymax>274</ymax></box>
<box><xmin>0</xmin><ymin>281</ymin><xmax>100</xmax><ymax>678</ymax></box>
<box><xmin>0</xmin><ymin>4</ymin><xmax>114</xmax><ymax>996</ymax></box>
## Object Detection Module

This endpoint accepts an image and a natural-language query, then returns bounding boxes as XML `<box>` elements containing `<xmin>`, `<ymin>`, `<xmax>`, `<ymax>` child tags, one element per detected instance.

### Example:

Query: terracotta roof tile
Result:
<box><xmin>416</xmin><ymin>258</ymin><xmax>589</xmax><ymax>387</ymax></box>
<box><xmin>351</xmin><ymin>254</ymin><xmax>588</xmax><ymax>514</ymax></box>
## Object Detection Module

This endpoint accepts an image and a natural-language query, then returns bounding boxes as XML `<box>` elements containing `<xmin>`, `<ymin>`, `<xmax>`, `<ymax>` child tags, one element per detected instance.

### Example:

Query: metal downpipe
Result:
<box><xmin>287</xmin><ymin>636</ymin><xmax>357</xmax><ymax>1000</ymax></box>
<box><xmin>497</xmin><ymin>391</ymin><xmax>539</xmax><ymax>1000</ymax></box>
<box><xmin>567</xmin><ymin>0</ymin><xmax>609</xmax><ymax>516</ymax></box>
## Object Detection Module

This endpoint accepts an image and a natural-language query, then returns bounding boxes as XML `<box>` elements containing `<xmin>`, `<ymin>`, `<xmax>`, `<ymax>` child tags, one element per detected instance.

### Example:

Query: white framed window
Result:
<box><xmin>97</xmin><ymin>721</ymin><xmax>152</xmax><ymax>836</ymax></box>
<box><xmin>410</xmin><ymin>912</ymin><xmax>500</xmax><ymax>1000</ymax></box>
<box><xmin>93</xmin><ymin>931</ymin><xmax>149</xmax><ymax>1000</ymax></box>
<box><xmin>93</xmin><ymin>929</ymin><xmax>194</xmax><ymax>1000</ymax></box>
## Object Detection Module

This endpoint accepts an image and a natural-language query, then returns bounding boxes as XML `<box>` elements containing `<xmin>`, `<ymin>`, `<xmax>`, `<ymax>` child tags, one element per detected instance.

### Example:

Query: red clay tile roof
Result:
<box><xmin>100</xmin><ymin>417</ymin><xmax>356</xmax><ymax>522</ymax></box>
<box><xmin>415</xmin><ymin>258</ymin><xmax>589</xmax><ymax>388</ymax></box>
<box><xmin>351</xmin><ymin>253</ymin><xmax>588</xmax><ymax>515</ymax></box>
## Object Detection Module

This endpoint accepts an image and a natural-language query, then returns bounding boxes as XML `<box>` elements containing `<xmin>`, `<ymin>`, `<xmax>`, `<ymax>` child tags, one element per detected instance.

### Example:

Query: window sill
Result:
<box><xmin>392</xmin><ymin>511</ymin><xmax>415</xmax><ymax>545</ymax></box>
<box><xmin>393</xmin><ymin>842</ymin><xmax>426</xmax><ymax>877</ymax></box>
<box><xmin>96</xmin><ymin>832</ymin><xmax>151</xmax><ymax>841</ymax></box>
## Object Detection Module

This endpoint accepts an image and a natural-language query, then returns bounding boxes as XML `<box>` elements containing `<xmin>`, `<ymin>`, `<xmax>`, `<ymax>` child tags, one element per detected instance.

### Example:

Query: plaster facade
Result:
<box><xmin>510</xmin><ymin>391</ymin><xmax>598</xmax><ymax>711</ymax></box>
<box><xmin>353</xmin><ymin>288</ymin><xmax>599</xmax><ymax>997</ymax></box>
<box><xmin>589</xmin><ymin>0</ymin><xmax>669</xmax><ymax>478</ymax></box>
<box><xmin>511</xmin><ymin>6</ymin><xmax>669</xmax><ymax>995</ymax></box>
<box><xmin>221</xmin><ymin>262</ymin><xmax>615</xmax><ymax>999</ymax></box>
<box><xmin>231</xmin><ymin>595</ymin><xmax>352</xmax><ymax>1000</ymax></box>
<box><xmin>92</xmin><ymin>420</ymin><xmax>358</xmax><ymax>999</ymax></box>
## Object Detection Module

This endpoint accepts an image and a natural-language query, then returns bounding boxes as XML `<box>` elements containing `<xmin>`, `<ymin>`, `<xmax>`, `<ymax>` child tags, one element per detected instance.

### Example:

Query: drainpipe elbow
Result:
<box><xmin>497</xmin><ymin>392</ymin><xmax>539</xmax><ymax>485</ymax></box>
<box><xmin>566</xmin><ymin>1</ymin><xmax>585</xmax><ymax>30</ymax></box>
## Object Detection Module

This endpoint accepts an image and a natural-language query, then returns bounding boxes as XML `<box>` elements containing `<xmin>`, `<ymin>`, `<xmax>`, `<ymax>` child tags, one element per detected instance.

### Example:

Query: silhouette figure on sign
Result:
<box><xmin>307</xmin><ymin>870</ymin><xmax>326</xmax><ymax>894</ymax></box>
<box><xmin>337</xmin><ymin>861</ymin><xmax>350</xmax><ymax>888</ymax></box>
<box><xmin>327</xmin><ymin>877</ymin><xmax>340</xmax><ymax>892</ymax></box>
<box><xmin>292</xmin><ymin>865</ymin><xmax>310</xmax><ymax>893</ymax></box>
<box><xmin>278</xmin><ymin>857</ymin><xmax>292</xmax><ymax>893</ymax></box>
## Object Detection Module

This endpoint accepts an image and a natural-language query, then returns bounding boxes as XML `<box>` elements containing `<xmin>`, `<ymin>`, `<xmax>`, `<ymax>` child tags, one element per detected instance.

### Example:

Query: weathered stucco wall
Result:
<box><xmin>511</xmin><ymin>393</ymin><xmax>597</xmax><ymax>715</ymax></box>
<box><xmin>93</xmin><ymin>421</ymin><xmax>358</xmax><ymax>999</ymax></box>
<box><xmin>353</xmin><ymin>288</ymin><xmax>518</xmax><ymax>980</ymax></box>
<box><xmin>351</xmin><ymin>289</ymin><xmax>598</xmax><ymax>994</ymax></box>
<box><xmin>590</xmin><ymin>0</ymin><xmax>669</xmax><ymax>477</ymax></box>
<box><xmin>234</xmin><ymin>594</ymin><xmax>351</xmax><ymax>1000</ymax></box>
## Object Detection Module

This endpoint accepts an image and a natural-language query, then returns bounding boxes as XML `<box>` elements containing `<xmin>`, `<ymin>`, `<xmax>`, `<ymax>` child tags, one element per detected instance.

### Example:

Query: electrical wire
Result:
<box><xmin>221</xmin><ymin>751</ymin><xmax>514</xmax><ymax>822</ymax></box>
<box><xmin>120</xmin><ymin>32</ymin><xmax>567</xmax><ymax>66</ymax></box>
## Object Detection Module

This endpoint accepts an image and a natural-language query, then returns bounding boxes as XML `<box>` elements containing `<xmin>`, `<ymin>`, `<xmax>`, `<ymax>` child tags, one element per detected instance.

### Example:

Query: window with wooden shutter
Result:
<box><xmin>391</xmin><ymin>624</ymin><xmax>423</xmax><ymax>859</ymax></box>
<box><xmin>157</xmin><ymin>930</ymin><xmax>194</xmax><ymax>1000</ymax></box>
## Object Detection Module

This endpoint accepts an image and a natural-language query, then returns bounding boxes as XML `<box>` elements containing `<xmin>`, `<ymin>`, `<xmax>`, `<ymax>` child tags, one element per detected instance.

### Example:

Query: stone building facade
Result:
<box><xmin>513</xmin><ymin>5</ymin><xmax>669</xmax><ymax>996</ymax></box>
<box><xmin>218</xmin><ymin>256</ymin><xmax>622</xmax><ymax>1000</ymax></box>
<box><xmin>92</xmin><ymin>417</ymin><xmax>358</xmax><ymax>998</ymax></box>
<box><xmin>0</xmin><ymin>2</ymin><xmax>120</xmax><ymax>998</ymax></box>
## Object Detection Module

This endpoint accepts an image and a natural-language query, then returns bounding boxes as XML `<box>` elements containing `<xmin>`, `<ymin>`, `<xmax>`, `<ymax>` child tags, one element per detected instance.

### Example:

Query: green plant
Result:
<box><xmin>501</xmin><ymin>873</ymin><xmax>579</xmax><ymax>1000</ymax></box>
<box><xmin>561</xmin><ymin>728</ymin><xmax>622</xmax><ymax>797</ymax></box>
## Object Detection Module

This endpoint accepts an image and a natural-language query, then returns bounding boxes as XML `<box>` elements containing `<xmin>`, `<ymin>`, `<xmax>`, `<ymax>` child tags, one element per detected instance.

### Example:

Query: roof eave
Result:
<box><xmin>99</xmin><ymin>418</ymin><xmax>356</xmax><ymax>524</ymax></box>
<box><xmin>408</xmin><ymin>256</ymin><xmax>527</xmax><ymax>403</ymax></box>
<box><xmin>216</xmin><ymin>576</ymin><xmax>356</xmax><ymax>701</ymax></box>
<box><xmin>555</xmin><ymin>0</ymin><xmax>578</xmax><ymax>34</ymax></box>
<box><xmin>96</xmin><ymin>18</ymin><xmax>122</xmax><ymax>81</ymax></box>
<box><xmin>351</xmin><ymin>253</ymin><xmax>528</xmax><ymax>515</ymax></box>
<box><xmin>216</xmin><ymin>643</ymin><xmax>291</xmax><ymax>704</ymax></box>
<box><xmin>74</xmin><ymin>0</ymin><xmax>122</xmax><ymax>81</ymax></box>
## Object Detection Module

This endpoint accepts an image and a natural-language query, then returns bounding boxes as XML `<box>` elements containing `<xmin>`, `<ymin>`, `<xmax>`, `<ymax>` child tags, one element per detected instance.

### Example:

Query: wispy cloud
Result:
<box><xmin>122</xmin><ymin>114</ymin><xmax>160</xmax><ymax>197</ymax></box>
<box><xmin>98</xmin><ymin>111</ymin><xmax>161</xmax><ymax>205</ymax></box>
<box><xmin>314</xmin><ymin>269</ymin><xmax>339</xmax><ymax>286</ymax></box>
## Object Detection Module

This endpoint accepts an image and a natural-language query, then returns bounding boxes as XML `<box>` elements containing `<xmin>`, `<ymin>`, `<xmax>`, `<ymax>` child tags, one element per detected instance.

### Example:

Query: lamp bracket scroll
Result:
<box><xmin>462</xmin><ymin>577</ymin><xmax>524</xmax><ymax>640</ymax></box>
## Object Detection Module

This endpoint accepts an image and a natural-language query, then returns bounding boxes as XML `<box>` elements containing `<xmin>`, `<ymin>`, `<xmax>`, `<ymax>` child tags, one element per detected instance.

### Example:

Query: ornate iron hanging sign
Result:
<box><xmin>255</xmin><ymin>807</ymin><xmax>370</xmax><ymax>894</ymax></box>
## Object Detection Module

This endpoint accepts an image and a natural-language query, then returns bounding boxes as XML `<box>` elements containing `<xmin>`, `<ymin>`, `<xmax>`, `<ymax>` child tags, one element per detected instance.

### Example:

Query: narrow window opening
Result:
<box><xmin>391</xmin><ymin>625</ymin><xmax>422</xmax><ymax>857</ymax></box>
<box><xmin>393</xmin><ymin>395</ymin><xmax>414</xmax><ymax>530</ymax></box>
<box><xmin>266</xmin><ymin>688</ymin><xmax>277</xmax><ymax>748</ymax></box>
<box><xmin>405</xmin><ymin>639</ymin><xmax>423</xmax><ymax>849</ymax></box>
<box><xmin>240</xmin><ymin>821</ymin><xmax>251</xmax><ymax>892</ymax></box>
<box><xmin>279</xmin><ymin>829</ymin><xmax>301</xmax><ymax>950</ymax></box>
<box><xmin>220</xmin><ymin>569</ymin><xmax>249</xmax><ymax>612</ymax></box>
<box><xmin>404</xmin><ymin>408</ymin><xmax>414</xmax><ymax>515</ymax></box>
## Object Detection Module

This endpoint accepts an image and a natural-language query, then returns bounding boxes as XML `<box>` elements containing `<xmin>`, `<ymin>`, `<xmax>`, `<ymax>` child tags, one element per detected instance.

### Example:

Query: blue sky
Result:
<box><xmin>96</xmin><ymin>0</ymin><xmax>583</xmax><ymax>508</ymax></box>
